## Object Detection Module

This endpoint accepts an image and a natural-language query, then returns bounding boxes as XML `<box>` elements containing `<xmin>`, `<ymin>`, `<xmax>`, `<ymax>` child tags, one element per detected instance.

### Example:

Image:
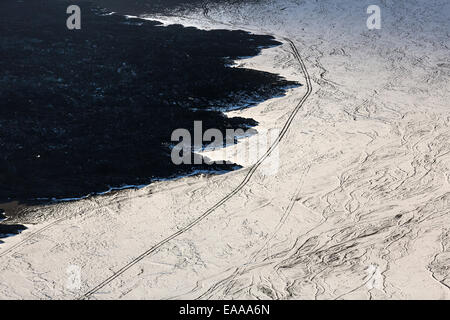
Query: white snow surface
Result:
<box><xmin>0</xmin><ymin>0</ymin><xmax>449</xmax><ymax>299</ymax></box>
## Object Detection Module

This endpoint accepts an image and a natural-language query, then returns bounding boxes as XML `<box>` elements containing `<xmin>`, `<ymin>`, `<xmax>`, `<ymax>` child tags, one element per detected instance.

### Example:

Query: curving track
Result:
<box><xmin>79</xmin><ymin>34</ymin><xmax>313</xmax><ymax>299</ymax></box>
<box><xmin>0</xmin><ymin>4</ymin><xmax>313</xmax><ymax>299</ymax></box>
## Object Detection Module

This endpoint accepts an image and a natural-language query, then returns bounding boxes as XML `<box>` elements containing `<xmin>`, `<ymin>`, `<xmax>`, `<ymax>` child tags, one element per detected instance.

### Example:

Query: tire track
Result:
<box><xmin>79</xmin><ymin>35</ymin><xmax>313</xmax><ymax>300</ymax></box>
<box><xmin>197</xmin><ymin>163</ymin><xmax>313</xmax><ymax>299</ymax></box>
<box><xmin>0</xmin><ymin>216</ymin><xmax>69</xmax><ymax>258</ymax></box>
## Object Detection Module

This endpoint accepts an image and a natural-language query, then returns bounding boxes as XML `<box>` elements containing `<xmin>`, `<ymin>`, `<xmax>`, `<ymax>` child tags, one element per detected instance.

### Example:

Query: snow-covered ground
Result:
<box><xmin>1</xmin><ymin>0</ymin><xmax>449</xmax><ymax>299</ymax></box>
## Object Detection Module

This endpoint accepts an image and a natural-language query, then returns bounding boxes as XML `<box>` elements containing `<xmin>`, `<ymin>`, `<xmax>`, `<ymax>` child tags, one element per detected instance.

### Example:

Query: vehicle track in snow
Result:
<box><xmin>80</xmin><ymin>25</ymin><xmax>313</xmax><ymax>300</ymax></box>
